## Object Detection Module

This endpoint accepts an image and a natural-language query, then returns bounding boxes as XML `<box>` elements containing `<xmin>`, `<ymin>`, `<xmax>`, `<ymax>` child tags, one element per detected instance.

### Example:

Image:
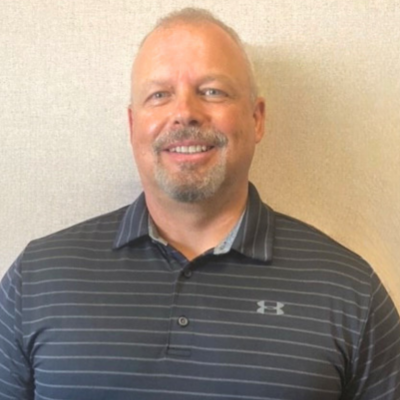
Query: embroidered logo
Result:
<box><xmin>257</xmin><ymin>301</ymin><xmax>285</xmax><ymax>315</ymax></box>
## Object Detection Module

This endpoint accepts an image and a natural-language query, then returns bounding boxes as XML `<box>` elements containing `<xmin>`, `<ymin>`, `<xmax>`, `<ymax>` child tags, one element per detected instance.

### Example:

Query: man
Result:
<box><xmin>1</xmin><ymin>7</ymin><xmax>399</xmax><ymax>400</ymax></box>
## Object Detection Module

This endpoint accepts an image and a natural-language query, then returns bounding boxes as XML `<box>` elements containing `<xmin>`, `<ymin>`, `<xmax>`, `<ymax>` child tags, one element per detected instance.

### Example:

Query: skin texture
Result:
<box><xmin>128</xmin><ymin>21</ymin><xmax>265</xmax><ymax>259</ymax></box>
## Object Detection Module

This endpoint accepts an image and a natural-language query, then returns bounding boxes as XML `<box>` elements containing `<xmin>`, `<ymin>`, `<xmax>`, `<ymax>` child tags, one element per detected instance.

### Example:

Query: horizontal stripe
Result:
<box><xmin>35</xmin><ymin>349</ymin><xmax>337</xmax><ymax>369</ymax></box>
<box><xmin>22</xmin><ymin>303</ymin><xmax>364</xmax><ymax>337</ymax></box>
<box><xmin>33</xmin><ymin>385</ymin><xmax>284</xmax><ymax>400</ymax></box>
<box><xmin>22</xmin><ymin>315</ymin><xmax>352</xmax><ymax>342</ymax></box>
<box><xmin>21</xmin><ymin>289</ymin><xmax>367</xmax><ymax>320</ymax></box>
<box><xmin>30</xmin><ymin>329</ymin><xmax>345</xmax><ymax>354</ymax></box>
<box><xmin>22</xmin><ymin>277</ymin><xmax>370</xmax><ymax>303</ymax></box>
<box><xmin>34</xmin><ymin>368</ymin><xmax>339</xmax><ymax>393</ymax></box>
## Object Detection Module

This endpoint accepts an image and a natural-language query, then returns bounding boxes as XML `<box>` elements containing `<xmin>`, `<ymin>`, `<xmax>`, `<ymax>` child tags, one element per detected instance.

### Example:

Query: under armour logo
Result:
<box><xmin>257</xmin><ymin>301</ymin><xmax>285</xmax><ymax>315</ymax></box>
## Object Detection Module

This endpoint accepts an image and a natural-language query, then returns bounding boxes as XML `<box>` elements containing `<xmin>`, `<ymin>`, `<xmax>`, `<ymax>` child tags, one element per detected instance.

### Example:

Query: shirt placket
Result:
<box><xmin>166</xmin><ymin>265</ymin><xmax>198</xmax><ymax>357</ymax></box>
<box><xmin>161</xmin><ymin>248</ymin><xmax>198</xmax><ymax>358</ymax></box>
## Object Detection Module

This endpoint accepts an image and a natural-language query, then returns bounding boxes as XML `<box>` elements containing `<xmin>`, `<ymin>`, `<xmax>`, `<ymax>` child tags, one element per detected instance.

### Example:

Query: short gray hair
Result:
<box><xmin>138</xmin><ymin>7</ymin><xmax>259</xmax><ymax>102</ymax></box>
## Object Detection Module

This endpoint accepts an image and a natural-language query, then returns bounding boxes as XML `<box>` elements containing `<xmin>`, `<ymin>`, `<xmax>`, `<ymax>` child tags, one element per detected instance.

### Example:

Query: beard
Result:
<box><xmin>152</xmin><ymin>127</ymin><xmax>228</xmax><ymax>203</ymax></box>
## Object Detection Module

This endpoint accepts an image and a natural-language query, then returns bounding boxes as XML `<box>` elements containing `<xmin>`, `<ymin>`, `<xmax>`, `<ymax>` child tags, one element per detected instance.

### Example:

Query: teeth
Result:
<box><xmin>170</xmin><ymin>145</ymin><xmax>209</xmax><ymax>154</ymax></box>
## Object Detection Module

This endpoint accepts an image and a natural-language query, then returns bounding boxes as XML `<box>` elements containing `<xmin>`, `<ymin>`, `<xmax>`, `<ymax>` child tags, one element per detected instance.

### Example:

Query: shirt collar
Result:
<box><xmin>230</xmin><ymin>183</ymin><xmax>274</xmax><ymax>262</ymax></box>
<box><xmin>113</xmin><ymin>183</ymin><xmax>274</xmax><ymax>262</ymax></box>
<box><xmin>113</xmin><ymin>192</ymin><xmax>149</xmax><ymax>249</ymax></box>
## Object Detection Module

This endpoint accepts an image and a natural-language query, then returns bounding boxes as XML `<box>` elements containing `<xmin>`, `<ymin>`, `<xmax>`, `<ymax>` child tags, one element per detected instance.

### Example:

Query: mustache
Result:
<box><xmin>153</xmin><ymin>127</ymin><xmax>228</xmax><ymax>154</ymax></box>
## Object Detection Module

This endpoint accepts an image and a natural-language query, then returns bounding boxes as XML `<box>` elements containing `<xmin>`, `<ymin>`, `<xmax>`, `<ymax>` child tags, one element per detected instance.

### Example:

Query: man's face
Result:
<box><xmin>129</xmin><ymin>22</ymin><xmax>265</xmax><ymax>203</ymax></box>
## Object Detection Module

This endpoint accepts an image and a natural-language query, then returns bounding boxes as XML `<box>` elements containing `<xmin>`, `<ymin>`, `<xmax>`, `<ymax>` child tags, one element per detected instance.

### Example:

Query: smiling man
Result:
<box><xmin>1</xmin><ymin>7</ymin><xmax>399</xmax><ymax>400</ymax></box>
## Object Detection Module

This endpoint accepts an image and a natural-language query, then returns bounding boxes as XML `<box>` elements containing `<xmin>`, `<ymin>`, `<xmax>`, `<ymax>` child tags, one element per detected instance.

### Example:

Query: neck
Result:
<box><xmin>145</xmin><ymin>184</ymin><xmax>249</xmax><ymax>260</ymax></box>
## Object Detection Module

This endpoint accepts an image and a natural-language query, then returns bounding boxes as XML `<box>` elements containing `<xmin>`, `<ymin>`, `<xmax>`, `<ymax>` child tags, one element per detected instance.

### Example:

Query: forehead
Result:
<box><xmin>132</xmin><ymin>22</ymin><xmax>250</xmax><ymax>89</ymax></box>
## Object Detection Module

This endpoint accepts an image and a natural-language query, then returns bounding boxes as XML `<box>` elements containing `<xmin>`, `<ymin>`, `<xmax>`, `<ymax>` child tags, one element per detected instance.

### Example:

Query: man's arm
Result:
<box><xmin>343</xmin><ymin>271</ymin><xmax>400</xmax><ymax>399</ymax></box>
<box><xmin>0</xmin><ymin>255</ymin><xmax>34</xmax><ymax>400</ymax></box>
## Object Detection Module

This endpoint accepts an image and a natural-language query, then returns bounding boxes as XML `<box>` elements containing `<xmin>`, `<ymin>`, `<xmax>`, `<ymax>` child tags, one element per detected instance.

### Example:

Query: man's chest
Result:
<box><xmin>24</xmin><ymin>256</ymin><xmax>363</xmax><ymax>399</ymax></box>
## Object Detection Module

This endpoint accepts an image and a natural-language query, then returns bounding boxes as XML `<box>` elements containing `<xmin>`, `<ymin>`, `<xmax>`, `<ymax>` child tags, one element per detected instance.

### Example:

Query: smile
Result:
<box><xmin>168</xmin><ymin>145</ymin><xmax>212</xmax><ymax>154</ymax></box>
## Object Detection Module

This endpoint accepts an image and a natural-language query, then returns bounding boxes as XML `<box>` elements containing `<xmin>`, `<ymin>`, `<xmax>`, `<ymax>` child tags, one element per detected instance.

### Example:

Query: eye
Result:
<box><xmin>201</xmin><ymin>88</ymin><xmax>226</xmax><ymax>97</ymax></box>
<box><xmin>150</xmin><ymin>91</ymin><xmax>170</xmax><ymax>100</ymax></box>
<box><xmin>145</xmin><ymin>90</ymin><xmax>171</xmax><ymax>106</ymax></box>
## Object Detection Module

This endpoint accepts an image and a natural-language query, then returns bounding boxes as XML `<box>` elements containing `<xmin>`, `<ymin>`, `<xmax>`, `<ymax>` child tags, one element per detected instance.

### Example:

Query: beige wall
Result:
<box><xmin>1</xmin><ymin>1</ymin><xmax>399</xmax><ymax>307</ymax></box>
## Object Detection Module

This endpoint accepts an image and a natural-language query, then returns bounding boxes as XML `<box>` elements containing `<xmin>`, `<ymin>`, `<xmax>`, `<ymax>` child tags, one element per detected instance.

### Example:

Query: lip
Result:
<box><xmin>163</xmin><ymin>140</ymin><xmax>214</xmax><ymax>152</ymax></box>
<box><xmin>161</xmin><ymin>141</ymin><xmax>217</xmax><ymax>163</ymax></box>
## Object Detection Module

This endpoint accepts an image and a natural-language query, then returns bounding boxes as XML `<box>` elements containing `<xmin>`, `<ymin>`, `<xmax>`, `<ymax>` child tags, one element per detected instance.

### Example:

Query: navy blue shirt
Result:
<box><xmin>1</xmin><ymin>184</ymin><xmax>399</xmax><ymax>399</ymax></box>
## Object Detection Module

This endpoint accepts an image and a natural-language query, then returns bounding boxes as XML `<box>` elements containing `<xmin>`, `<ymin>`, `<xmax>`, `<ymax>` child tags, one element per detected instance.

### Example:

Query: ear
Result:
<box><xmin>253</xmin><ymin>97</ymin><xmax>266</xmax><ymax>143</ymax></box>
<box><xmin>127</xmin><ymin>106</ymin><xmax>134</xmax><ymax>142</ymax></box>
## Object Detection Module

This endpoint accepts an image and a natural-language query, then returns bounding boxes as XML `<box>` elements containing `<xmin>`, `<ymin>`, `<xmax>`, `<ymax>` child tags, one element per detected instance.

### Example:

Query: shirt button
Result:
<box><xmin>183</xmin><ymin>269</ymin><xmax>192</xmax><ymax>279</ymax></box>
<box><xmin>178</xmin><ymin>316</ymin><xmax>189</xmax><ymax>327</ymax></box>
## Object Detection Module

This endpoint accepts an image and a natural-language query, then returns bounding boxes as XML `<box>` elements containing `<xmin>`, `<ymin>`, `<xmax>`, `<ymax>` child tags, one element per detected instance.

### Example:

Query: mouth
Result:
<box><xmin>153</xmin><ymin>127</ymin><xmax>228</xmax><ymax>158</ymax></box>
<box><xmin>167</xmin><ymin>145</ymin><xmax>213</xmax><ymax>154</ymax></box>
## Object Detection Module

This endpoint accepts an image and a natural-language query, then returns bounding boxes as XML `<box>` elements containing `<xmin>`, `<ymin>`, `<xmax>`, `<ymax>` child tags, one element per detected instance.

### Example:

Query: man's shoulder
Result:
<box><xmin>271</xmin><ymin>208</ymin><xmax>372</xmax><ymax>276</ymax></box>
<box><xmin>23</xmin><ymin>205</ymin><xmax>129</xmax><ymax>257</ymax></box>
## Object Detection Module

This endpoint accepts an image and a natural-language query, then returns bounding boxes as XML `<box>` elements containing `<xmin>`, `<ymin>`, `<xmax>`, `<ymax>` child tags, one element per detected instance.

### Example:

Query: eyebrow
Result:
<box><xmin>140</xmin><ymin>80</ymin><xmax>172</xmax><ymax>92</ymax></box>
<box><xmin>199</xmin><ymin>74</ymin><xmax>236</xmax><ymax>87</ymax></box>
<box><xmin>141</xmin><ymin>74</ymin><xmax>236</xmax><ymax>87</ymax></box>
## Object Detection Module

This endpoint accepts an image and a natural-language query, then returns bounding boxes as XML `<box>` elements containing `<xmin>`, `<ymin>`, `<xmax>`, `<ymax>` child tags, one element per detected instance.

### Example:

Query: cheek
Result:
<box><xmin>220</xmin><ymin>114</ymin><xmax>257</xmax><ymax>159</ymax></box>
<box><xmin>213</xmin><ymin>105</ymin><xmax>254</xmax><ymax>133</ymax></box>
<box><xmin>131</xmin><ymin>108</ymin><xmax>169</xmax><ymax>141</ymax></box>
<box><xmin>130</xmin><ymin>125</ymin><xmax>153</xmax><ymax>160</ymax></box>
<box><xmin>211</xmin><ymin>113</ymin><xmax>238</xmax><ymax>139</ymax></box>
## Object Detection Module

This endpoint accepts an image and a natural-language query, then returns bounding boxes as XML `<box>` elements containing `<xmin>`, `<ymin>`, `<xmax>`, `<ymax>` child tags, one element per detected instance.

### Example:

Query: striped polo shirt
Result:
<box><xmin>1</xmin><ymin>183</ymin><xmax>399</xmax><ymax>400</ymax></box>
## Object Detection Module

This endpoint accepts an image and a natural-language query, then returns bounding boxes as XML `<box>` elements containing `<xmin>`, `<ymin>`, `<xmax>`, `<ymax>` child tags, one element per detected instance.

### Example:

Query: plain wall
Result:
<box><xmin>1</xmin><ymin>1</ymin><xmax>399</xmax><ymax>307</ymax></box>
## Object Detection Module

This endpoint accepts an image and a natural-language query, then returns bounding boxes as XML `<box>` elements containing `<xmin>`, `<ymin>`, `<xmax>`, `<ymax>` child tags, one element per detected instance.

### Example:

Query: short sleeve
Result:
<box><xmin>0</xmin><ymin>254</ymin><xmax>34</xmax><ymax>400</ymax></box>
<box><xmin>343</xmin><ymin>271</ymin><xmax>400</xmax><ymax>399</ymax></box>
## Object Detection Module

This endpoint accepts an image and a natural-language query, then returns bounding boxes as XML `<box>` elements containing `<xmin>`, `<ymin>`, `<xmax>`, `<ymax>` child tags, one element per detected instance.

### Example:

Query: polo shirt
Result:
<box><xmin>1</xmin><ymin>183</ymin><xmax>399</xmax><ymax>400</ymax></box>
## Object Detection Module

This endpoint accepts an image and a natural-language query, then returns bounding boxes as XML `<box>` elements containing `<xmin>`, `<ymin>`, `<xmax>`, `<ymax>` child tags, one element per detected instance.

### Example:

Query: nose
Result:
<box><xmin>172</xmin><ymin>90</ymin><xmax>205</xmax><ymax>128</ymax></box>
